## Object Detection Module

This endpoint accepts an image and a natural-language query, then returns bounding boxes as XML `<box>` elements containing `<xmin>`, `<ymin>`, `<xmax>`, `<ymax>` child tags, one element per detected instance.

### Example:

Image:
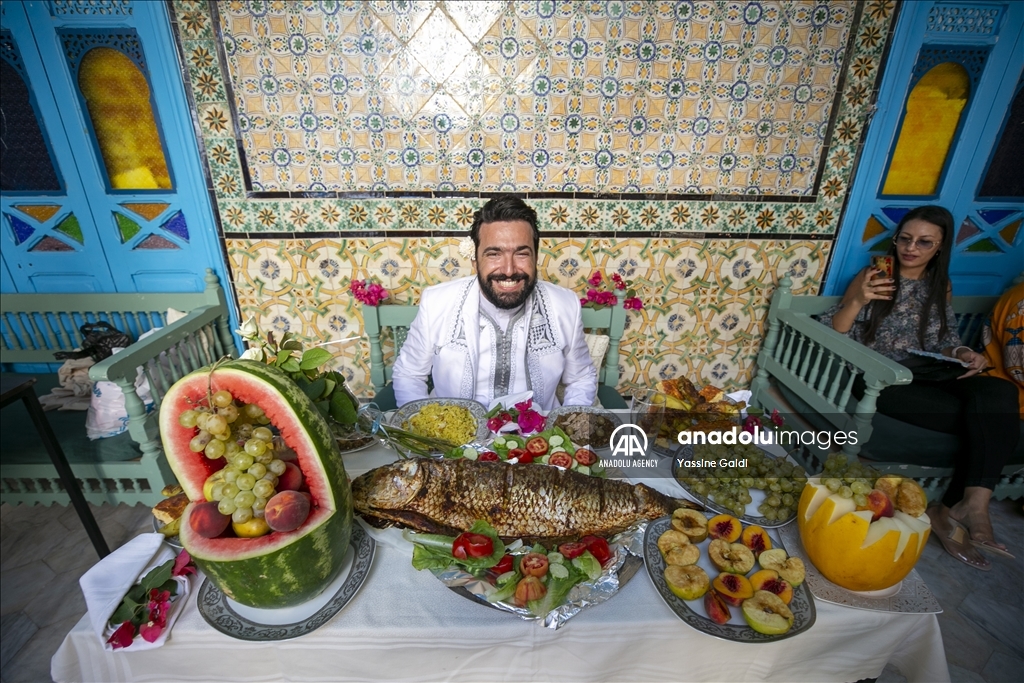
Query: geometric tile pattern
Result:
<box><xmin>226</xmin><ymin>236</ymin><xmax>829</xmax><ymax>397</ymax></box>
<box><xmin>216</xmin><ymin>1</ymin><xmax>857</xmax><ymax>196</ymax></box>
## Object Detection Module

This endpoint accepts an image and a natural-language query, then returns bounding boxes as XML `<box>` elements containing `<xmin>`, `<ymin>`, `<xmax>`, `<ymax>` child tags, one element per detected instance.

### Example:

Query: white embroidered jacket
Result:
<box><xmin>392</xmin><ymin>277</ymin><xmax>598</xmax><ymax>411</ymax></box>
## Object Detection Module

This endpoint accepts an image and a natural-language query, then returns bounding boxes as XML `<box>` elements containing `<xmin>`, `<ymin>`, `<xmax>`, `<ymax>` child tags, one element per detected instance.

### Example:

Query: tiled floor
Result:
<box><xmin>1</xmin><ymin>498</ymin><xmax>1021</xmax><ymax>682</ymax></box>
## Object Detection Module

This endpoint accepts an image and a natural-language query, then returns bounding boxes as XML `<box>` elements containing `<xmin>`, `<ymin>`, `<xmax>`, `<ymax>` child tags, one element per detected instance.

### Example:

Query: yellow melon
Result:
<box><xmin>797</xmin><ymin>479</ymin><xmax>930</xmax><ymax>591</ymax></box>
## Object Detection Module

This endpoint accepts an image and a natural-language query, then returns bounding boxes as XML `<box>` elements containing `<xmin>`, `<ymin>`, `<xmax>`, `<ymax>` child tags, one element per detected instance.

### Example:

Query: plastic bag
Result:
<box><xmin>54</xmin><ymin>322</ymin><xmax>132</xmax><ymax>362</ymax></box>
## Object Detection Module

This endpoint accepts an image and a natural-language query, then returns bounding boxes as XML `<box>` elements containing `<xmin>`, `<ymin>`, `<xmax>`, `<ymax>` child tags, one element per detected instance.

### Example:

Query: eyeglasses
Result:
<box><xmin>893</xmin><ymin>234</ymin><xmax>937</xmax><ymax>251</ymax></box>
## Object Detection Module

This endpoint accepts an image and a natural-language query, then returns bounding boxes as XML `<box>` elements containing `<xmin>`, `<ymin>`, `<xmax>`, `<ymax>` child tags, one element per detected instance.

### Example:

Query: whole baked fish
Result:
<box><xmin>352</xmin><ymin>458</ymin><xmax>701</xmax><ymax>542</ymax></box>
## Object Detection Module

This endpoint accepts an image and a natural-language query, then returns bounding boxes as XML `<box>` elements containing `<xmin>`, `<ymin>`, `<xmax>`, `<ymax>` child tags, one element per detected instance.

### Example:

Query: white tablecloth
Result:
<box><xmin>52</xmin><ymin>446</ymin><xmax>950</xmax><ymax>683</ymax></box>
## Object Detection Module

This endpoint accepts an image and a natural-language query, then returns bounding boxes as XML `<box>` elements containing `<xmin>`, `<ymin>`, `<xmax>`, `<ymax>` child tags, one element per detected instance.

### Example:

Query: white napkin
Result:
<box><xmin>79</xmin><ymin>533</ymin><xmax>192</xmax><ymax>652</ymax></box>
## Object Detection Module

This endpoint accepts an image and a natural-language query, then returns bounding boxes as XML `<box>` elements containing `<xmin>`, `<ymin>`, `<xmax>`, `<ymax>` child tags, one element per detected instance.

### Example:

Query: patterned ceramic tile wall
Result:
<box><xmin>170</xmin><ymin>0</ymin><xmax>894</xmax><ymax>397</ymax></box>
<box><xmin>226</xmin><ymin>236</ymin><xmax>828</xmax><ymax>396</ymax></box>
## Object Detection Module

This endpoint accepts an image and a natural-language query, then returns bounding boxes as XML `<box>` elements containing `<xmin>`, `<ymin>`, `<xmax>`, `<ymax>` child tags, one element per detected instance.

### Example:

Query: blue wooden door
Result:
<box><xmin>1</xmin><ymin>0</ymin><xmax>231</xmax><ymax>295</ymax></box>
<box><xmin>826</xmin><ymin>1</ymin><xmax>1024</xmax><ymax>296</ymax></box>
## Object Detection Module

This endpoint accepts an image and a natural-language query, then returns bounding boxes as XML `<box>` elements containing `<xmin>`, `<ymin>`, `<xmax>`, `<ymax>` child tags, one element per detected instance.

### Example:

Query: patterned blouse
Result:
<box><xmin>819</xmin><ymin>276</ymin><xmax>961</xmax><ymax>362</ymax></box>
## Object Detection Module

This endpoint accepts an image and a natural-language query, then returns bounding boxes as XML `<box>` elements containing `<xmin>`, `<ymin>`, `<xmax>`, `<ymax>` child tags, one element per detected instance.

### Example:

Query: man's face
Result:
<box><xmin>475</xmin><ymin>220</ymin><xmax>537</xmax><ymax>309</ymax></box>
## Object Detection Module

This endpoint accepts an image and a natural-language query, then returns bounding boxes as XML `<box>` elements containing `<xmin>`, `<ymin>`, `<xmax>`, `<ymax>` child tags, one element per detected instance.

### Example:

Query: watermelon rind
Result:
<box><xmin>160</xmin><ymin>360</ymin><xmax>353</xmax><ymax>608</ymax></box>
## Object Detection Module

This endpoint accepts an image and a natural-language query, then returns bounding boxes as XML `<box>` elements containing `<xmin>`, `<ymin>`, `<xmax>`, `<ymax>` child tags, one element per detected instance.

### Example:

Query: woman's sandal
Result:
<box><xmin>934</xmin><ymin>517</ymin><xmax>991</xmax><ymax>571</ymax></box>
<box><xmin>971</xmin><ymin>539</ymin><xmax>1015</xmax><ymax>560</ymax></box>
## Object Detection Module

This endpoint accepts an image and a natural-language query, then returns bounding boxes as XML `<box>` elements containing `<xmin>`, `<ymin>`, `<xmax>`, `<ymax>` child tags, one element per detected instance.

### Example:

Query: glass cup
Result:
<box><xmin>630</xmin><ymin>389</ymin><xmax>667</xmax><ymax>455</ymax></box>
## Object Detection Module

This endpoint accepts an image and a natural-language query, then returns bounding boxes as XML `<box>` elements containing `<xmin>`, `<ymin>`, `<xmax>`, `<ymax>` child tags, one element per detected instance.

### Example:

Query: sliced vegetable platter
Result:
<box><xmin>444</xmin><ymin>425</ymin><xmax>604</xmax><ymax>476</ymax></box>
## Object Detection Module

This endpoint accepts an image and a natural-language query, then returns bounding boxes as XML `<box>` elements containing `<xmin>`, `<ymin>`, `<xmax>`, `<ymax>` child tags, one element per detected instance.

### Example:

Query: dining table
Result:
<box><xmin>51</xmin><ymin>441</ymin><xmax>950</xmax><ymax>683</ymax></box>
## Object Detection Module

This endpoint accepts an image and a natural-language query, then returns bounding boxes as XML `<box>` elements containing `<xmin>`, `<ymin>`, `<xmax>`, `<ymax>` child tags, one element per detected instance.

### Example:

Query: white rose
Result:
<box><xmin>239</xmin><ymin>346</ymin><xmax>264</xmax><ymax>362</ymax></box>
<box><xmin>236</xmin><ymin>315</ymin><xmax>260</xmax><ymax>340</ymax></box>
<box><xmin>458</xmin><ymin>237</ymin><xmax>475</xmax><ymax>262</ymax></box>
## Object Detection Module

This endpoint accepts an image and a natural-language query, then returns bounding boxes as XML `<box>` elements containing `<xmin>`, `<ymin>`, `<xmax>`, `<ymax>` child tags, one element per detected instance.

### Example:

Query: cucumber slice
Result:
<box><xmin>462</xmin><ymin>447</ymin><xmax>479</xmax><ymax>460</ymax></box>
<box><xmin>548</xmin><ymin>435</ymin><xmax>563</xmax><ymax>447</ymax></box>
<box><xmin>576</xmin><ymin>465</ymin><xmax>591</xmax><ymax>476</ymax></box>
<box><xmin>549</xmin><ymin>446</ymin><xmax>567</xmax><ymax>454</ymax></box>
<box><xmin>493</xmin><ymin>436</ymin><xmax>507</xmax><ymax>447</ymax></box>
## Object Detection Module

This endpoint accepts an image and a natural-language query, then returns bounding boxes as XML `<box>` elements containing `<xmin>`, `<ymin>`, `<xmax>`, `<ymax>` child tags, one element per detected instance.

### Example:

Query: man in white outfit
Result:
<box><xmin>392</xmin><ymin>196</ymin><xmax>598</xmax><ymax>411</ymax></box>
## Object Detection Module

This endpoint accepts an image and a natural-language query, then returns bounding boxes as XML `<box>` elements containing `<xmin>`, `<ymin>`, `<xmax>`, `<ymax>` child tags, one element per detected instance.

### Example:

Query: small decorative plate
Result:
<box><xmin>335</xmin><ymin>434</ymin><xmax>378</xmax><ymax>455</ymax></box>
<box><xmin>545</xmin><ymin>406</ymin><xmax>623</xmax><ymax>451</ymax></box>
<box><xmin>644</xmin><ymin>515</ymin><xmax>816</xmax><ymax>643</ymax></box>
<box><xmin>389</xmin><ymin>398</ymin><xmax>489</xmax><ymax>454</ymax></box>
<box><xmin>777</xmin><ymin>523</ymin><xmax>941</xmax><ymax>614</ymax></box>
<box><xmin>197</xmin><ymin>524</ymin><xmax>375</xmax><ymax>641</ymax></box>
<box><xmin>152</xmin><ymin>518</ymin><xmax>183</xmax><ymax>549</ymax></box>
<box><xmin>671</xmin><ymin>444</ymin><xmax>801</xmax><ymax>528</ymax></box>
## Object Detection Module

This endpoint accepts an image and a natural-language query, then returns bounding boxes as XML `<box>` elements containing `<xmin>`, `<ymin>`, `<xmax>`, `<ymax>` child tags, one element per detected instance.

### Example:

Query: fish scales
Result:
<box><xmin>352</xmin><ymin>458</ymin><xmax>700</xmax><ymax>541</ymax></box>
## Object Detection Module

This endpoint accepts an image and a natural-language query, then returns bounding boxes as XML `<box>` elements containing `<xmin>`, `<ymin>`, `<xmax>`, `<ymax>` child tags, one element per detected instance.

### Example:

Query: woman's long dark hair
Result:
<box><xmin>862</xmin><ymin>205</ymin><xmax>954</xmax><ymax>347</ymax></box>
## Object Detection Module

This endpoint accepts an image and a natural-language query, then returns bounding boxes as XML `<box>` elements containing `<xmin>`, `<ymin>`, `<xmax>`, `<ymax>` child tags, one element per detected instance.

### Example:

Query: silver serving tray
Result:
<box><xmin>389</xmin><ymin>398</ymin><xmax>489</xmax><ymax>455</ymax></box>
<box><xmin>545</xmin><ymin>405</ymin><xmax>622</xmax><ymax>451</ymax></box>
<box><xmin>152</xmin><ymin>517</ymin><xmax>183</xmax><ymax>549</ymax></box>
<box><xmin>197</xmin><ymin>524</ymin><xmax>375</xmax><ymax>641</ymax></box>
<box><xmin>644</xmin><ymin>515</ymin><xmax>816</xmax><ymax>643</ymax></box>
<box><xmin>777</xmin><ymin>522</ymin><xmax>941</xmax><ymax>614</ymax></box>
<box><xmin>670</xmin><ymin>444</ymin><xmax>801</xmax><ymax>528</ymax></box>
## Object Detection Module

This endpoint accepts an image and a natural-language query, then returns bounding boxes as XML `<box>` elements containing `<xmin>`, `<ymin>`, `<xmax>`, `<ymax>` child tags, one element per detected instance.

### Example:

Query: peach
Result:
<box><xmin>265</xmin><ymin>490</ymin><xmax>311</xmax><ymax>532</ymax></box>
<box><xmin>277</xmin><ymin>461</ymin><xmax>304</xmax><ymax>492</ymax></box>
<box><xmin>189</xmin><ymin>501</ymin><xmax>231</xmax><ymax>539</ymax></box>
<box><xmin>750</xmin><ymin>569</ymin><xmax>793</xmax><ymax>605</ymax></box>
<box><xmin>707</xmin><ymin>514</ymin><xmax>742</xmax><ymax>542</ymax></box>
<box><xmin>704</xmin><ymin>589</ymin><xmax>732</xmax><ymax>624</ymax></box>
<box><xmin>741</xmin><ymin>525</ymin><xmax>772</xmax><ymax>557</ymax></box>
<box><xmin>864</xmin><ymin>489</ymin><xmax>894</xmax><ymax>522</ymax></box>
<box><xmin>712</xmin><ymin>572</ymin><xmax>754</xmax><ymax>606</ymax></box>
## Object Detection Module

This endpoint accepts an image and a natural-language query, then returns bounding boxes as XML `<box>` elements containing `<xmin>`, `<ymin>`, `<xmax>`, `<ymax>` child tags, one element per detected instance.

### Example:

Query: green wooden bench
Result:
<box><xmin>362</xmin><ymin>289</ymin><xmax>628</xmax><ymax>410</ymax></box>
<box><xmin>0</xmin><ymin>269</ymin><xmax>237</xmax><ymax>506</ymax></box>
<box><xmin>749</xmin><ymin>276</ymin><xmax>1023</xmax><ymax>502</ymax></box>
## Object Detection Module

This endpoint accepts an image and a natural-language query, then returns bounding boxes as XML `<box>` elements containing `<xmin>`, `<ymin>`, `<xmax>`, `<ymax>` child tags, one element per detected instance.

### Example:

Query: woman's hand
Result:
<box><xmin>955</xmin><ymin>349</ymin><xmax>988</xmax><ymax>379</ymax></box>
<box><xmin>853</xmin><ymin>267</ymin><xmax>895</xmax><ymax>305</ymax></box>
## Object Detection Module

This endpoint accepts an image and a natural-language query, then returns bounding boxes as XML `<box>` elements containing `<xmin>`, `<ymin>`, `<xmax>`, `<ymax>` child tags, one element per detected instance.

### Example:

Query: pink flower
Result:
<box><xmin>624</xmin><ymin>297</ymin><xmax>643</xmax><ymax>310</ymax></box>
<box><xmin>586</xmin><ymin>288</ymin><xmax>600</xmax><ymax>302</ymax></box>
<box><xmin>611</xmin><ymin>273</ymin><xmax>626</xmax><ymax>290</ymax></box>
<box><xmin>742</xmin><ymin>415</ymin><xmax>762</xmax><ymax>434</ymax></box>
<box><xmin>139</xmin><ymin>621</ymin><xmax>163</xmax><ymax>643</ymax></box>
<box><xmin>770</xmin><ymin>409</ymin><xmax>784</xmax><ymax>428</ymax></box>
<box><xmin>350</xmin><ymin>279</ymin><xmax>390</xmax><ymax>306</ymax></box>
<box><xmin>579</xmin><ymin>297</ymin><xmax>588</xmax><ymax>306</ymax></box>
<box><xmin>172</xmin><ymin>549</ymin><xmax>196</xmax><ymax>577</ymax></box>
<box><xmin>107</xmin><ymin>621</ymin><xmax>136</xmax><ymax>649</ymax></box>
<box><xmin>588</xmin><ymin>271</ymin><xmax>603</xmax><ymax>287</ymax></box>
<box><xmin>487</xmin><ymin>416</ymin><xmax>505</xmax><ymax>432</ymax></box>
<box><xmin>598</xmin><ymin>291</ymin><xmax>617</xmax><ymax>306</ymax></box>
<box><xmin>514</xmin><ymin>399</ymin><xmax>533</xmax><ymax>413</ymax></box>
<box><xmin>517</xmin><ymin>409</ymin><xmax>545</xmax><ymax>434</ymax></box>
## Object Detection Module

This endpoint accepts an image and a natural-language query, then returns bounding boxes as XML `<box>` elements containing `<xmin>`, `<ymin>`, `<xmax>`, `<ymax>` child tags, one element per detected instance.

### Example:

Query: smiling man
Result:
<box><xmin>392</xmin><ymin>195</ymin><xmax>597</xmax><ymax>410</ymax></box>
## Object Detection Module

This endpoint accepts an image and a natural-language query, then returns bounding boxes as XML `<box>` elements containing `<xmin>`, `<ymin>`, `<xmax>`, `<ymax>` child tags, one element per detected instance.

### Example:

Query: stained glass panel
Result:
<box><xmin>998</xmin><ymin>219</ymin><xmax>1021</xmax><ymax>246</ymax></box>
<box><xmin>30</xmin><ymin>235</ymin><xmax>74</xmax><ymax>251</ymax></box>
<box><xmin>978</xmin><ymin>85</ymin><xmax>1024</xmax><ymax>198</ymax></box>
<box><xmin>13</xmin><ymin>204</ymin><xmax>61</xmax><ymax>222</ymax></box>
<box><xmin>882</xmin><ymin>62</ymin><xmax>970</xmax><ymax>196</ymax></box>
<box><xmin>54</xmin><ymin>213</ymin><xmax>84</xmax><ymax>243</ymax></box>
<box><xmin>7</xmin><ymin>214</ymin><xmax>36</xmax><ymax>245</ymax></box>
<box><xmin>956</xmin><ymin>216</ymin><xmax>983</xmax><ymax>245</ymax></box>
<box><xmin>964</xmin><ymin>237</ymin><xmax>1002</xmax><ymax>252</ymax></box>
<box><xmin>134</xmin><ymin>234</ymin><xmax>178</xmax><ymax>249</ymax></box>
<box><xmin>978</xmin><ymin>209</ymin><xmax>1017</xmax><ymax>225</ymax></box>
<box><xmin>115</xmin><ymin>212</ymin><xmax>141</xmax><ymax>242</ymax></box>
<box><xmin>77</xmin><ymin>47</ymin><xmax>171</xmax><ymax>190</ymax></box>
<box><xmin>862</xmin><ymin>215</ymin><xmax>888</xmax><ymax>243</ymax></box>
<box><xmin>160</xmin><ymin>211</ymin><xmax>188</xmax><ymax>241</ymax></box>
<box><xmin>121</xmin><ymin>202</ymin><xmax>169</xmax><ymax>220</ymax></box>
<box><xmin>0</xmin><ymin>40</ymin><xmax>63</xmax><ymax>192</ymax></box>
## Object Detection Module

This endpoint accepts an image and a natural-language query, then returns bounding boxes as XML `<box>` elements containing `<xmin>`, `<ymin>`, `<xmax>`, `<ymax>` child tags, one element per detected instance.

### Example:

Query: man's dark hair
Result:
<box><xmin>469</xmin><ymin>195</ymin><xmax>539</xmax><ymax>254</ymax></box>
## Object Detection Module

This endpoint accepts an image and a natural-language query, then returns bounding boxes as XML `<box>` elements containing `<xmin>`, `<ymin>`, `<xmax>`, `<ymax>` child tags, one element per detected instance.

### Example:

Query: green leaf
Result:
<box><xmin>141</xmin><ymin>560</ymin><xmax>173</xmax><ymax>592</ymax></box>
<box><xmin>109</xmin><ymin>599</ymin><xmax>138</xmax><ymax>626</ymax></box>
<box><xmin>281</xmin><ymin>358</ymin><xmax>301</xmax><ymax>373</ymax></box>
<box><xmin>126</xmin><ymin>584</ymin><xmax>147</xmax><ymax>603</ymax></box>
<box><xmin>322</xmin><ymin>378</ymin><xmax>337</xmax><ymax>398</ymax></box>
<box><xmin>411</xmin><ymin>544</ymin><xmax>456</xmax><ymax>572</ymax></box>
<box><xmin>159</xmin><ymin>579</ymin><xmax>178</xmax><ymax>596</ymax></box>
<box><xmin>330</xmin><ymin>389</ymin><xmax>358</xmax><ymax>425</ymax></box>
<box><xmin>626</xmin><ymin>288</ymin><xmax>637</xmax><ymax>298</ymax></box>
<box><xmin>274</xmin><ymin>351</ymin><xmax>290</xmax><ymax>367</ymax></box>
<box><xmin>303</xmin><ymin>377</ymin><xmax>326</xmax><ymax>400</ymax></box>
<box><xmin>299</xmin><ymin>348</ymin><xmax>332</xmax><ymax>370</ymax></box>
<box><xmin>316</xmin><ymin>400</ymin><xmax>330</xmax><ymax>418</ymax></box>
<box><xmin>281</xmin><ymin>340</ymin><xmax>303</xmax><ymax>351</ymax></box>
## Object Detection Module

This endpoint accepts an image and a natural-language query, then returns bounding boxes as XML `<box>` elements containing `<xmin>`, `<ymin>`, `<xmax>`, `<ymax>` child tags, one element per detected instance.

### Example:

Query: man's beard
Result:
<box><xmin>478</xmin><ymin>271</ymin><xmax>537</xmax><ymax>309</ymax></box>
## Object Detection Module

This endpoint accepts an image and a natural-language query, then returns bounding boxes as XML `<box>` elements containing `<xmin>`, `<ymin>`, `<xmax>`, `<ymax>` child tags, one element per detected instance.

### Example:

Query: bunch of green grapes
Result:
<box><xmin>178</xmin><ymin>390</ymin><xmax>286</xmax><ymax>528</ymax></box>
<box><xmin>817</xmin><ymin>453</ymin><xmax>881</xmax><ymax>509</ymax></box>
<box><xmin>676</xmin><ymin>443</ymin><xmax>808</xmax><ymax>521</ymax></box>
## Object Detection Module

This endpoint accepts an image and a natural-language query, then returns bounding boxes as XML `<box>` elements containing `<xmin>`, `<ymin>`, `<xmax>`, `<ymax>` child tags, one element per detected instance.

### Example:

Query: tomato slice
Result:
<box><xmin>558</xmin><ymin>541</ymin><xmax>587</xmax><ymax>559</ymax></box>
<box><xmin>507</xmin><ymin>448</ymin><xmax>527</xmax><ymax>462</ymax></box>
<box><xmin>573</xmin><ymin>448</ymin><xmax>598</xmax><ymax>466</ymax></box>
<box><xmin>525</xmin><ymin>437</ymin><xmax>549</xmax><ymax>456</ymax></box>
<box><xmin>452</xmin><ymin>532</ymin><xmax>494</xmax><ymax>560</ymax></box>
<box><xmin>514</xmin><ymin>576</ymin><xmax>546</xmax><ymax>605</ymax></box>
<box><xmin>492</xmin><ymin>554</ymin><xmax>514</xmax><ymax>575</ymax></box>
<box><xmin>517</xmin><ymin>452</ymin><xmax>534</xmax><ymax>464</ymax></box>
<box><xmin>477</xmin><ymin>451</ymin><xmax>499</xmax><ymax>462</ymax></box>
<box><xmin>548</xmin><ymin>452</ymin><xmax>573</xmax><ymax>468</ymax></box>
<box><xmin>580</xmin><ymin>535</ymin><xmax>612</xmax><ymax>565</ymax></box>
<box><xmin>520</xmin><ymin>552</ymin><xmax>549</xmax><ymax>577</ymax></box>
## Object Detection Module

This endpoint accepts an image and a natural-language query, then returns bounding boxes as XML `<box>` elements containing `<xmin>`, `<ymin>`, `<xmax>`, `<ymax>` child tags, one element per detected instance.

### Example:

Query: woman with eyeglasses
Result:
<box><xmin>821</xmin><ymin>205</ymin><xmax>1019</xmax><ymax>571</ymax></box>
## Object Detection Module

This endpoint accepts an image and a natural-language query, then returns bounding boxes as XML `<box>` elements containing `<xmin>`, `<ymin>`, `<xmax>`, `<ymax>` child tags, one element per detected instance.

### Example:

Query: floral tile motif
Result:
<box><xmin>225</xmin><ymin>236</ymin><xmax>828</xmax><ymax>397</ymax></box>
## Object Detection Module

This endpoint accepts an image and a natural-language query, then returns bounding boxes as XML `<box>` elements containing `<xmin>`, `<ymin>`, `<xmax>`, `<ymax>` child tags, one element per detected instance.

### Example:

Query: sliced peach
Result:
<box><xmin>741</xmin><ymin>525</ymin><xmax>772</xmax><ymax>557</ymax></box>
<box><xmin>704</xmin><ymin>589</ymin><xmax>731</xmax><ymax>624</ymax></box>
<box><xmin>712</xmin><ymin>571</ymin><xmax>754</xmax><ymax>606</ymax></box>
<box><xmin>750</xmin><ymin>568</ymin><xmax>793</xmax><ymax>605</ymax></box>
<box><xmin>707</xmin><ymin>513</ymin><xmax>742</xmax><ymax>542</ymax></box>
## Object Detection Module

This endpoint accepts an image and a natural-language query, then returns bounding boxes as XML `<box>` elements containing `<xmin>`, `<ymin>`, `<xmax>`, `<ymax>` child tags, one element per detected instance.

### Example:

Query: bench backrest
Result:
<box><xmin>362</xmin><ymin>288</ymin><xmax>627</xmax><ymax>393</ymax></box>
<box><xmin>1</xmin><ymin>288</ymin><xmax>222</xmax><ymax>365</ymax></box>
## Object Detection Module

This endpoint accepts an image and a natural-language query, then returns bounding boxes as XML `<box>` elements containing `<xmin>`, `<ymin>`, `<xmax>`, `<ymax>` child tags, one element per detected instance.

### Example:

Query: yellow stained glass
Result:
<box><xmin>882</xmin><ymin>63</ymin><xmax>969</xmax><ymax>196</ymax></box>
<box><xmin>862</xmin><ymin>215</ymin><xmax>887</xmax><ymax>243</ymax></box>
<box><xmin>78</xmin><ymin>48</ymin><xmax>171</xmax><ymax>190</ymax></box>
<box><xmin>13</xmin><ymin>204</ymin><xmax>61</xmax><ymax>222</ymax></box>
<box><xmin>122</xmin><ymin>202</ymin><xmax>170</xmax><ymax>221</ymax></box>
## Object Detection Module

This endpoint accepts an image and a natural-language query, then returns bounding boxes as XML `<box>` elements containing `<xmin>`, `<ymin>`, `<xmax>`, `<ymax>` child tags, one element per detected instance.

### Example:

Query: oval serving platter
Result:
<box><xmin>671</xmin><ymin>444</ymin><xmax>802</xmax><ymax>528</ymax></box>
<box><xmin>643</xmin><ymin>515</ymin><xmax>815</xmax><ymax>643</ymax></box>
<box><xmin>389</xmin><ymin>398</ymin><xmax>490</xmax><ymax>454</ymax></box>
<box><xmin>197</xmin><ymin>524</ymin><xmax>375</xmax><ymax>641</ymax></box>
